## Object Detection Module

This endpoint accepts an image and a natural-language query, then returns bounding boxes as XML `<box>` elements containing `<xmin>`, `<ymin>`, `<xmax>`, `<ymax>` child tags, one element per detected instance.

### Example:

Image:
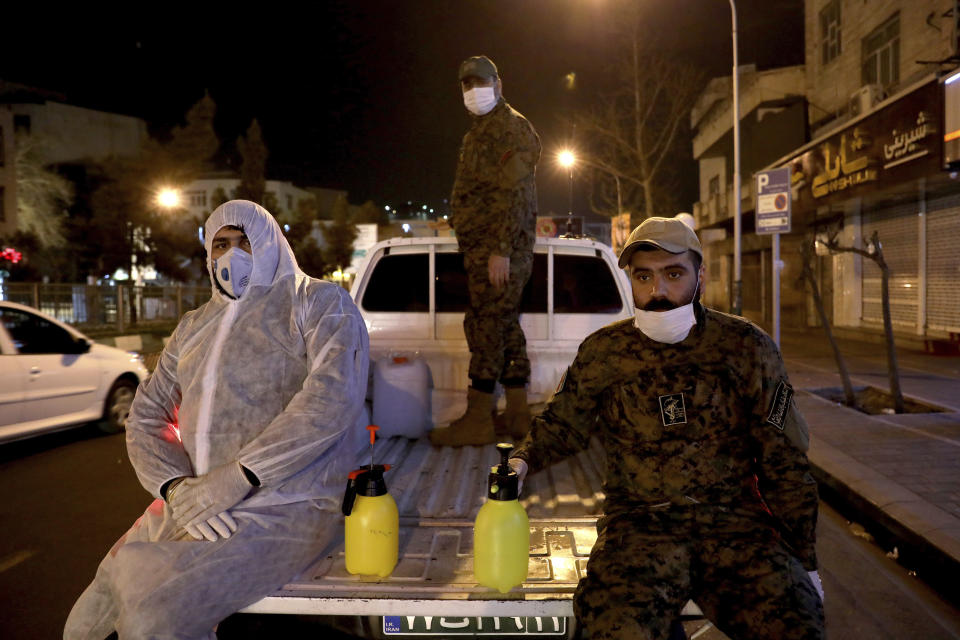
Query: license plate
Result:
<box><xmin>383</xmin><ymin>616</ymin><xmax>567</xmax><ymax>635</ymax></box>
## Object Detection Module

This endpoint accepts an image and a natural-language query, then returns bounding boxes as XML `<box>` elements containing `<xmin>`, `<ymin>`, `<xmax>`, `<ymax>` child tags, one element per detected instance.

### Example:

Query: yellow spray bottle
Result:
<box><xmin>342</xmin><ymin>425</ymin><xmax>399</xmax><ymax>578</ymax></box>
<box><xmin>474</xmin><ymin>442</ymin><xmax>529</xmax><ymax>593</ymax></box>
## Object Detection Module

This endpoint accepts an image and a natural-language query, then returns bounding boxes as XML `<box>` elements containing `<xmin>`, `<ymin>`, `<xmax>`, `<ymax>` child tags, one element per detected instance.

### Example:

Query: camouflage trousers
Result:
<box><xmin>463</xmin><ymin>249</ymin><xmax>533</xmax><ymax>383</ymax></box>
<box><xmin>573</xmin><ymin>509</ymin><xmax>825</xmax><ymax>640</ymax></box>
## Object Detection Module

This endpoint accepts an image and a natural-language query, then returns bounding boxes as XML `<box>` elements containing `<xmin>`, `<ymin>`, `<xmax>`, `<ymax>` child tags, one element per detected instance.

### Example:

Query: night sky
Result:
<box><xmin>1</xmin><ymin>1</ymin><xmax>803</xmax><ymax>215</ymax></box>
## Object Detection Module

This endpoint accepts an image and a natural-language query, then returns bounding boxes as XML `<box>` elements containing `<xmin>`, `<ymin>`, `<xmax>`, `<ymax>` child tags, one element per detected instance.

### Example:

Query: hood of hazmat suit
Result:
<box><xmin>125</xmin><ymin>200</ymin><xmax>370</xmax><ymax>511</ymax></box>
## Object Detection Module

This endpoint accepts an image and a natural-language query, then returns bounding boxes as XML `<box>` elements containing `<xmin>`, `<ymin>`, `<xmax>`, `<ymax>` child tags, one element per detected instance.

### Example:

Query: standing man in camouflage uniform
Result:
<box><xmin>431</xmin><ymin>55</ymin><xmax>541</xmax><ymax>447</ymax></box>
<box><xmin>509</xmin><ymin>217</ymin><xmax>825</xmax><ymax>639</ymax></box>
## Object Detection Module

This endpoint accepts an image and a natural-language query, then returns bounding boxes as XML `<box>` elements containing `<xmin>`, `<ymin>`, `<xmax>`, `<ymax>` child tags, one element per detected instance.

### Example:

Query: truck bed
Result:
<box><xmin>242</xmin><ymin>437</ymin><xmax>607</xmax><ymax>617</ymax></box>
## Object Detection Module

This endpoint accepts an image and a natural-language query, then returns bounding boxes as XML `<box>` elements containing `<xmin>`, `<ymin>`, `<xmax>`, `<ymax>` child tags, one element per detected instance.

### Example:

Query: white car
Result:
<box><xmin>0</xmin><ymin>300</ymin><xmax>150</xmax><ymax>443</ymax></box>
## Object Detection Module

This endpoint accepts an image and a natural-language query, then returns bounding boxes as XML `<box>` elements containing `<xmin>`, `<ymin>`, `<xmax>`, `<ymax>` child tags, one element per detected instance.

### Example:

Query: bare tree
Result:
<box><xmin>14</xmin><ymin>134</ymin><xmax>73</xmax><ymax>247</ymax></box>
<box><xmin>799</xmin><ymin>240</ymin><xmax>856</xmax><ymax>407</ymax></box>
<box><xmin>574</xmin><ymin>5</ymin><xmax>704</xmax><ymax>222</ymax></box>
<box><xmin>824</xmin><ymin>230</ymin><xmax>905</xmax><ymax>413</ymax></box>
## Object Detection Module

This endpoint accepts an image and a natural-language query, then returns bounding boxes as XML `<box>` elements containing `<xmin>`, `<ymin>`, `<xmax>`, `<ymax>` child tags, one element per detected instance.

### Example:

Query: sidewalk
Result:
<box><xmin>779</xmin><ymin>328</ymin><xmax>960</xmax><ymax>581</ymax></box>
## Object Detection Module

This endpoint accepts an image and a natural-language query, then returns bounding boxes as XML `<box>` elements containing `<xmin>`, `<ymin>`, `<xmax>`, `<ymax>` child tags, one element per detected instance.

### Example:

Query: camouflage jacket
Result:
<box><xmin>513</xmin><ymin>305</ymin><xmax>819</xmax><ymax>568</ymax></box>
<box><xmin>450</xmin><ymin>98</ymin><xmax>540</xmax><ymax>256</ymax></box>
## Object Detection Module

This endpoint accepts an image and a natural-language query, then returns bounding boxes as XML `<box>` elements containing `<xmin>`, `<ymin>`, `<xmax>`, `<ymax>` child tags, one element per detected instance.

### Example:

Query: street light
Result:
<box><xmin>557</xmin><ymin>150</ymin><xmax>576</xmax><ymax>234</ymax></box>
<box><xmin>156</xmin><ymin>188</ymin><xmax>181</xmax><ymax>209</ymax></box>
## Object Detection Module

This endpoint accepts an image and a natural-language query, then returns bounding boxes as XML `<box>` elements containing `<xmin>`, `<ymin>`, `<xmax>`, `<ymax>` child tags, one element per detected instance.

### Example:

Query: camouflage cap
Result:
<box><xmin>459</xmin><ymin>55</ymin><xmax>499</xmax><ymax>81</ymax></box>
<box><xmin>618</xmin><ymin>216</ymin><xmax>703</xmax><ymax>268</ymax></box>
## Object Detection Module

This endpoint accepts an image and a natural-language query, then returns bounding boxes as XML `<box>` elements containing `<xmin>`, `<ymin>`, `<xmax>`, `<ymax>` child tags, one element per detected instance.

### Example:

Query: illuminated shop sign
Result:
<box><xmin>883</xmin><ymin>111</ymin><xmax>935</xmax><ymax>169</ymax></box>
<box><xmin>784</xmin><ymin>80</ymin><xmax>942</xmax><ymax>205</ymax></box>
<box><xmin>944</xmin><ymin>69</ymin><xmax>960</xmax><ymax>170</ymax></box>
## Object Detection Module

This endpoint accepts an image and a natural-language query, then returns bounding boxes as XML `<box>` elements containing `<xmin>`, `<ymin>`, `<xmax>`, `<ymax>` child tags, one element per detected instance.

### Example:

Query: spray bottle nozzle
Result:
<box><xmin>496</xmin><ymin>442</ymin><xmax>514</xmax><ymax>475</ymax></box>
<box><xmin>367</xmin><ymin>425</ymin><xmax>379</xmax><ymax>471</ymax></box>
<box><xmin>487</xmin><ymin>442</ymin><xmax>519</xmax><ymax>501</ymax></box>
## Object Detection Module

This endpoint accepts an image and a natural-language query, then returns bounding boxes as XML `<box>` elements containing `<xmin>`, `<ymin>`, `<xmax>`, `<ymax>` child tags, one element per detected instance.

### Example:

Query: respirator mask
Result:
<box><xmin>214</xmin><ymin>248</ymin><xmax>252</xmax><ymax>299</ymax></box>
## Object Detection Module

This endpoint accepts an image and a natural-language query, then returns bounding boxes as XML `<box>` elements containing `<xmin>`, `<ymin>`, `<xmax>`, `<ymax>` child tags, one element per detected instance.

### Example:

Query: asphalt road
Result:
<box><xmin>2</xmin><ymin>425</ymin><xmax>959</xmax><ymax>639</ymax></box>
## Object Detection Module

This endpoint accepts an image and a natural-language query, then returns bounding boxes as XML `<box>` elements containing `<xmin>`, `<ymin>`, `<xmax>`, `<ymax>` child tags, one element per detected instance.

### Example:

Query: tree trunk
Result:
<box><xmin>802</xmin><ymin>245</ymin><xmax>856</xmax><ymax>406</ymax></box>
<box><xmin>643</xmin><ymin>179</ymin><xmax>654</xmax><ymax>220</ymax></box>
<box><xmin>877</xmin><ymin>244</ymin><xmax>905</xmax><ymax>412</ymax></box>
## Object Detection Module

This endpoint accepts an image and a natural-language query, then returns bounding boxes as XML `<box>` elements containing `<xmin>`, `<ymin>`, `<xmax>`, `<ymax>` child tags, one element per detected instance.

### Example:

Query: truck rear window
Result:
<box><xmin>435</xmin><ymin>253</ymin><xmax>548</xmax><ymax>313</ymax></box>
<box><xmin>361</xmin><ymin>253</ymin><xmax>429</xmax><ymax>311</ymax></box>
<box><xmin>362</xmin><ymin>250</ymin><xmax>620</xmax><ymax>314</ymax></box>
<box><xmin>553</xmin><ymin>254</ymin><xmax>624</xmax><ymax>313</ymax></box>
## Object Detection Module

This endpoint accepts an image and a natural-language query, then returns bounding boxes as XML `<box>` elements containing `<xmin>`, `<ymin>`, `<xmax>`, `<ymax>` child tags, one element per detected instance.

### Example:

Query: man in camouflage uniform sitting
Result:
<box><xmin>431</xmin><ymin>55</ymin><xmax>541</xmax><ymax>446</ymax></box>
<box><xmin>510</xmin><ymin>217</ymin><xmax>825</xmax><ymax>639</ymax></box>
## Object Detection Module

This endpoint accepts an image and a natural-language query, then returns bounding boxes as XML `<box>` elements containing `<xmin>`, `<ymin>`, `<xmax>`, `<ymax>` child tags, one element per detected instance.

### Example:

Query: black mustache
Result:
<box><xmin>642</xmin><ymin>298</ymin><xmax>679</xmax><ymax>311</ymax></box>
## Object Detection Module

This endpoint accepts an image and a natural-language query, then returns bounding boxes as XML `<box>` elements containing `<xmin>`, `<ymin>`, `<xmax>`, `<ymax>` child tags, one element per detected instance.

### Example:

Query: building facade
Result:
<box><xmin>179</xmin><ymin>175</ymin><xmax>324</xmax><ymax>224</ymax></box>
<box><xmin>692</xmin><ymin>0</ymin><xmax>960</xmax><ymax>343</ymax></box>
<box><xmin>0</xmin><ymin>83</ymin><xmax>148</xmax><ymax>239</ymax></box>
<box><xmin>691</xmin><ymin>65</ymin><xmax>810</xmax><ymax>323</ymax></box>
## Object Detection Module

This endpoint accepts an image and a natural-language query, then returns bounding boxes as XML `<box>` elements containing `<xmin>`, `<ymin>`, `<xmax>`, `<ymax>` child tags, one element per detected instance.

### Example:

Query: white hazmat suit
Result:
<box><xmin>65</xmin><ymin>200</ymin><xmax>369</xmax><ymax>639</ymax></box>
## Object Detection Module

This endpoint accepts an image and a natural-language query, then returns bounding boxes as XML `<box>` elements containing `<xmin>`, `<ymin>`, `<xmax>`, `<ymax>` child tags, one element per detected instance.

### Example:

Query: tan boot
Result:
<box><xmin>430</xmin><ymin>388</ymin><xmax>496</xmax><ymax>446</ymax></box>
<box><xmin>503</xmin><ymin>386</ymin><xmax>532</xmax><ymax>440</ymax></box>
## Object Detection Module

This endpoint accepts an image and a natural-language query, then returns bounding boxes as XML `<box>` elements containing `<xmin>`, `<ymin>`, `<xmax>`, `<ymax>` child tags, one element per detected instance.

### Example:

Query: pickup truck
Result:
<box><xmin>240</xmin><ymin>236</ymin><xmax>700</xmax><ymax>637</ymax></box>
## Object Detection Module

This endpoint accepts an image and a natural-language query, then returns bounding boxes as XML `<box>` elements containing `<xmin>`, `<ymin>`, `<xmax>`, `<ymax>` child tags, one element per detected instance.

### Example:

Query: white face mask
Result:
<box><xmin>214</xmin><ymin>247</ymin><xmax>253</xmax><ymax>299</ymax></box>
<box><xmin>633</xmin><ymin>277</ymin><xmax>700</xmax><ymax>344</ymax></box>
<box><xmin>463</xmin><ymin>87</ymin><xmax>497</xmax><ymax>116</ymax></box>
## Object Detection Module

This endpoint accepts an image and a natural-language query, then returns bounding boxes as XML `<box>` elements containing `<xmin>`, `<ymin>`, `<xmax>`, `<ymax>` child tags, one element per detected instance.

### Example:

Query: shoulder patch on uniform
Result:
<box><xmin>767</xmin><ymin>381</ymin><xmax>793</xmax><ymax>430</ymax></box>
<box><xmin>659</xmin><ymin>393</ymin><xmax>687</xmax><ymax>426</ymax></box>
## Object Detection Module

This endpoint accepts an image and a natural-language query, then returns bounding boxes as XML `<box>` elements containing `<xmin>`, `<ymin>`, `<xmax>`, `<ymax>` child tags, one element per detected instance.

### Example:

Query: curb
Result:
<box><xmin>804</xmin><ymin>408</ymin><xmax>960</xmax><ymax>606</ymax></box>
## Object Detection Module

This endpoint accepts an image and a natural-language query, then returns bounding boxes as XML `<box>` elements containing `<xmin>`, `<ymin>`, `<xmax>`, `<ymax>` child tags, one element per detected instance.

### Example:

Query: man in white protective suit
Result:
<box><xmin>64</xmin><ymin>200</ymin><xmax>370</xmax><ymax>639</ymax></box>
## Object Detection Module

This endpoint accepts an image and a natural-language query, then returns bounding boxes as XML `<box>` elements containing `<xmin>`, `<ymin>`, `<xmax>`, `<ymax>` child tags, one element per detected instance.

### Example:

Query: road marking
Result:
<box><xmin>0</xmin><ymin>550</ymin><xmax>36</xmax><ymax>574</ymax></box>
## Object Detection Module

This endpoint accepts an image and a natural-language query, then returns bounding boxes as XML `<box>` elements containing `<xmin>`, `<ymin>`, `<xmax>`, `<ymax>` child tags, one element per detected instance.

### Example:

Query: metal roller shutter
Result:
<box><xmin>926</xmin><ymin>194</ymin><xmax>960</xmax><ymax>333</ymax></box>
<box><xmin>861</xmin><ymin>204</ymin><xmax>919</xmax><ymax>329</ymax></box>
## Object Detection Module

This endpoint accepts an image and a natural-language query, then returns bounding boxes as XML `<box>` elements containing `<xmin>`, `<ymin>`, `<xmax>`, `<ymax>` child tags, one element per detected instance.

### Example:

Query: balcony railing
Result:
<box><xmin>693</xmin><ymin>180</ymin><xmax>753</xmax><ymax>228</ymax></box>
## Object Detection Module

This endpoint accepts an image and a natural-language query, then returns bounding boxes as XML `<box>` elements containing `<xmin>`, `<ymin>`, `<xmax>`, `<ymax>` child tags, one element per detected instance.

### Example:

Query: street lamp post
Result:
<box><xmin>558</xmin><ymin>150</ymin><xmax>576</xmax><ymax>235</ymax></box>
<box><xmin>729</xmin><ymin>0</ymin><xmax>742</xmax><ymax>316</ymax></box>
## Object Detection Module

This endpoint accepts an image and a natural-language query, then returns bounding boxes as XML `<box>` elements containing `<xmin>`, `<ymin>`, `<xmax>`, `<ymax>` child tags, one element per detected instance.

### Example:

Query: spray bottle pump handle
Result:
<box><xmin>367</xmin><ymin>425</ymin><xmax>379</xmax><ymax>445</ymax></box>
<box><xmin>496</xmin><ymin>442</ymin><xmax>513</xmax><ymax>474</ymax></box>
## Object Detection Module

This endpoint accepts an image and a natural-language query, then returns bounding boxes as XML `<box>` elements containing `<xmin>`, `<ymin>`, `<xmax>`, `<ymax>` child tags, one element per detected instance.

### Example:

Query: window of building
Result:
<box><xmin>820</xmin><ymin>0</ymin><xmax>841</xmax><ymax>65</ymax></box>
<box><xmin>13</xmin><ymin>114</ymin><xmax>30</xmax><ymax>135</ymax></box>
<box><xmin>187</xmin><ymin>190</ymin><xmax>207</xmax><ymax>207</ymax></box>
<box><xmin>708</xmin><ymin>176</ymin><xmax>720</xmax><ymax>197</ymax></box>
<box><xmin>862</xmin><ymin>13</ymin><xmax>900</xmax><ymax>89</ymax></box>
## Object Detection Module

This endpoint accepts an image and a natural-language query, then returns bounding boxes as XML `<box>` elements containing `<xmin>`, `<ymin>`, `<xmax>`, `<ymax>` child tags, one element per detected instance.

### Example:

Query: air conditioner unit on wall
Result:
<box><xmin>849</xmin><ymin>84</ymin><xmax>884</xmax><ymax>117</ymax></box>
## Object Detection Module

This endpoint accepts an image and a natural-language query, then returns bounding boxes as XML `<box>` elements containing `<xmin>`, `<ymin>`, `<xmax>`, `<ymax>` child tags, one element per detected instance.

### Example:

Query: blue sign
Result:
<box><xmin>755</xmin><ymin>167</ymin><xmax>792</xmax><ymax>234</ymax></box>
